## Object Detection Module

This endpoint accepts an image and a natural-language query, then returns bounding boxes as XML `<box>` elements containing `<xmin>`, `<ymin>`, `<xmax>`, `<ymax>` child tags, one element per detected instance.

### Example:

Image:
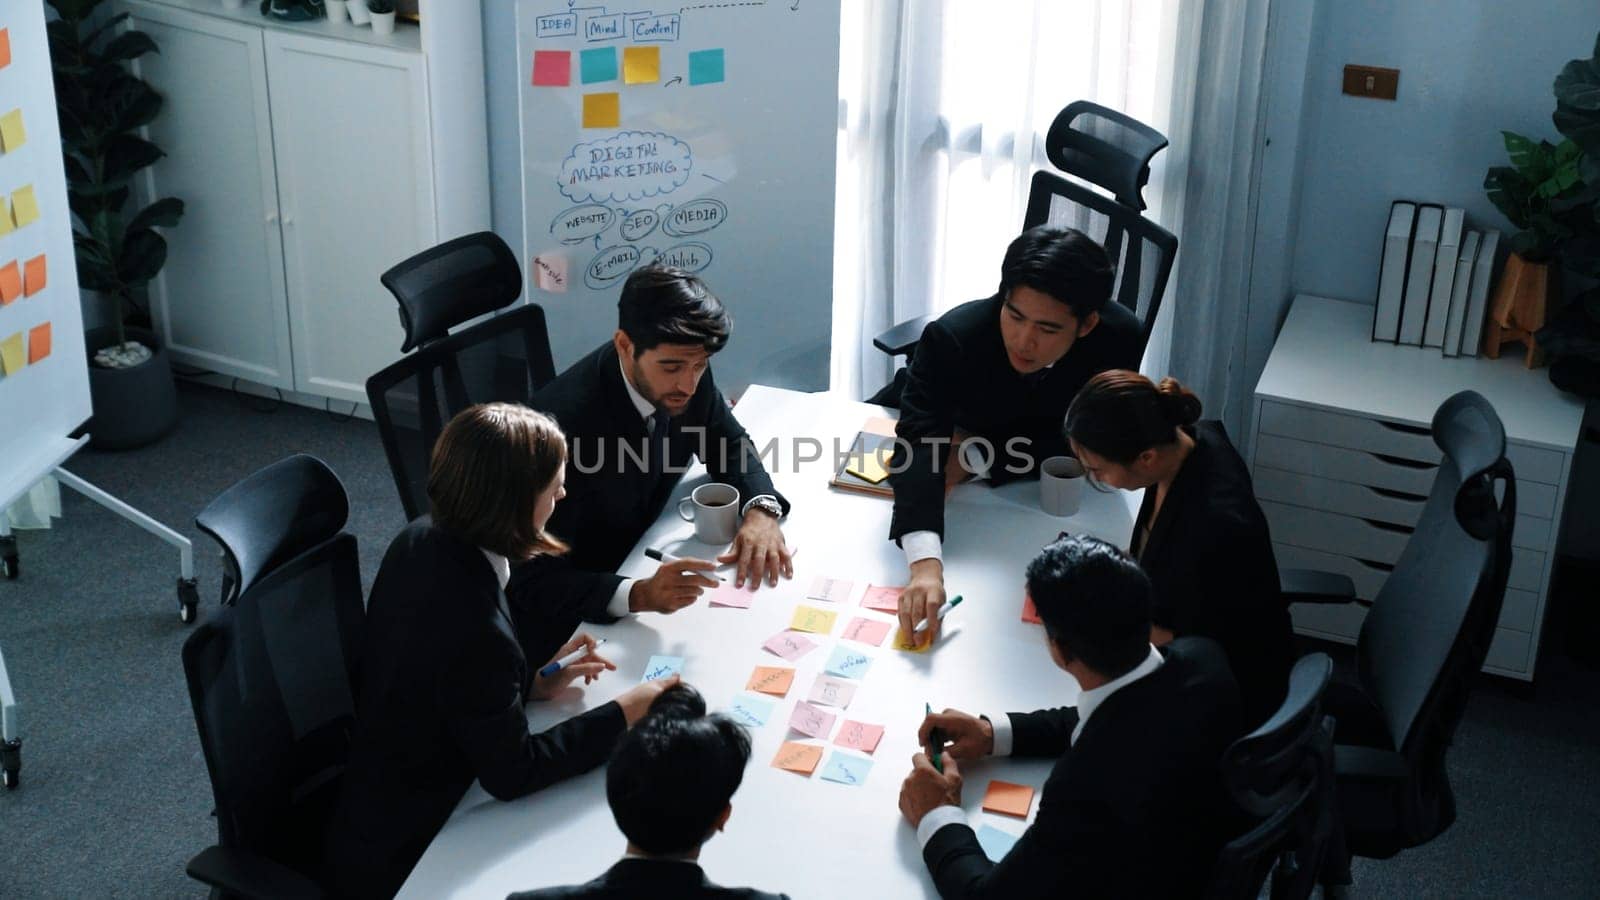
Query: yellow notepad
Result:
<box><xmin>845</xmin><ymin>446</ymin><xmax>892</xmax><ymax>484</ymax></box>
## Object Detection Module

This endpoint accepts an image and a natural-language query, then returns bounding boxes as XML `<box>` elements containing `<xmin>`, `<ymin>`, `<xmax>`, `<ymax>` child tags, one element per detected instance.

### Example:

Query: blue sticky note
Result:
<box><xmin>726</xmin><ymin>692</ymin><xmax>777</xmax><ymax>727</ymax></box>
<box><xmin>819</xmin><ymin>752</ymin><xmax>873</xmax><ymax>786</ymax></box>
<box><xmin>581</xmin><ymin>47</ymin><xmax>619</xmax><ymax>84</ymax></box>
<box><xmin>976</xmin><ymin>824</ymin><xmax>1021</xmax><ymax>860</ymax></box>
<box><xmin>824</xmin><ymin>645</ymin><xmax>872</xmax><ymax>680</ymax></box>
<box><xmin>641</xmin><ymin>655</ymin><xmax>684</xmax><ymax>682</ymax></box>
<box><xmin>688</xmin><ymin>48</ymin><xmax>725</xmax><ymax>85</ymax></box>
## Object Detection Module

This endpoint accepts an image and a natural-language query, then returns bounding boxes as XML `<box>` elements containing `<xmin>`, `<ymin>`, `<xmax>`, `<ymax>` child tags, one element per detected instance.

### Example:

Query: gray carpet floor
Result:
<box><xmin>1</xmin><ymin>381</ymin><xmax>1596</xmax><ymax>898</ymax></box>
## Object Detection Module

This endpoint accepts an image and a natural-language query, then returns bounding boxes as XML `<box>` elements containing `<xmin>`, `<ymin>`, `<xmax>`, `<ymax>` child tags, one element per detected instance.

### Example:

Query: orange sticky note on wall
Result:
<box><xmin>0</xmin><ymin>332</ymin><xmax>23</xmax><ymax>375</ymax></box>
<box><xmin>22</xmin><ymin>255</ymin><xmax>45</xmax><ymax>296</ymax></box>
<box><xmin>11</xmin><ymin>185</ymin><xmax>40</xmax><ymax>228</ymax></box>
<box><xmin>982</xmin><ymin>780</ymin><xmax>1036</xmax><ymax>818</ymax></box>
<box><xmin>582</xmin><ymin>92</ymin><xmax>620</xmax><ymax>129</ymax></box>
<box><xmin>27</xmin><ymin>322</ymin><xmax>51</xmax><ymax>364</ymax></box>
<box><xmin>0</xmin><ymin>261</ymin><xmax>20</xmax><ymax>304</ymax></box>
<box><xmin>0</xmin><ymin>29</ymin><xmax>11</xmax><ymax>70</ymax></box>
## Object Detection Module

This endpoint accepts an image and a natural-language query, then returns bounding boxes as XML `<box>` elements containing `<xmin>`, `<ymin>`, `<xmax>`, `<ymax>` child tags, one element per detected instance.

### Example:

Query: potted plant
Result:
<box><xmin>1535</xmin><ymin>33</ymin><xmax>1600</xmax><ymax>393</ymax></box>
<box><xmin>368</xmin><ymin>0</ymin><xmax>396</xmax><ymax>35</ymax></box>
<box><xmin>47</xmin><ymin>0</ymin><xmax>186</xmax><ymax>449</ymax></box>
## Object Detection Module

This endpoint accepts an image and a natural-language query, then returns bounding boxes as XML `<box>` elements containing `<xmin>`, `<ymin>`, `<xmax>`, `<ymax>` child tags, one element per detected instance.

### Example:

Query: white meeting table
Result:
<box><xmin>399</xmin><ymin>385</ymin><xmax>1141</xmax><ymax>899</ymax></box>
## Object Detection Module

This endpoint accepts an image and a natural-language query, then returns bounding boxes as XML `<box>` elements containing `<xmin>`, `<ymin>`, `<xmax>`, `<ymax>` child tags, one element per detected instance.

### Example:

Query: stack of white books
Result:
<box><xmin>1373</xmin><ymin>199</ymin><xmax>1500</xmax><ymax>357</ymax></box>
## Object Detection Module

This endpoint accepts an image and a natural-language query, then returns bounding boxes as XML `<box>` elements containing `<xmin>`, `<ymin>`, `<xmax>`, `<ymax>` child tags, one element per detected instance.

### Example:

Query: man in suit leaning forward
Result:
<box><xmin>898</xmin><ymin>534</ymin><xmax>1242</xmax><ymax>899</ymax></box>
<box><xmin>509</xmin><ymin>265</ymin><xmax>794</xmax><ymax>664</ymax></box>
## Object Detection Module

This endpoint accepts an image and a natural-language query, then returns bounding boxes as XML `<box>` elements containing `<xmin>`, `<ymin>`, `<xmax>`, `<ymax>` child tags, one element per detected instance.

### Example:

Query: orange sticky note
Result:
<box><xmin>11</xmin><ymin>185</ymin><xmax>39</xmax><ymax>228</ymax></box>
<box><xmin>623</xmin><ymin>46</ymin><xmax>660</xmax><ymax>84</ymax></box>
<box><xmin>0</xmin><ymin>261</ymin><xmax>20</xmax><ymax>304</ymax></box>
<box><xmin>27</xmin><ymin>322</ymin><xmax>50</xmax><ymax>364</ymax></box>
<box><xmin>771</xmin><ymin>741</ymin><xmax>823</xmax><ymax>776</ymax></box>
<box><xmin>0</xmin><ymin>109</ymin><xmax>25</xmax><ymax>153</ymax></box>
<box><xmin>1022</xmin><ymin>596</ymin><xmax>1042</xmax><ymax>624</ymax></box>
<box><xmin>0</xmin><ymin>332</ymin><xmax>23</xmax><ymax>375</ymax></box>
<box><xmin>0</xmin><ymin>29</ymin><xmax>12</xmax><ymax>70</ymax></box>
<box><xmin>983</xmin><ymin>780</ymin><xmax>1036</xmax><ymax>818</ymax></box>
<box><xmin>22</xmin><ymin>255</ymin><xmax>45</xmax><ymax>297</ymax></box>
<box><xmin>746</xmin><ymin>665</ymin><xmax>796</xmax><ymax>697</ymax></box>
<box><xmin>582</xmin><ymin>92</ymin><xmax>620</xmax><ymax>129</ymax></box>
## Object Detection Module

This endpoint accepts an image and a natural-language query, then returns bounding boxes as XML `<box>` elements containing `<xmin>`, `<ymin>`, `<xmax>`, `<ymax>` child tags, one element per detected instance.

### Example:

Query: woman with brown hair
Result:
<box><xmin>1064</xmin><ymin>371</ymin><xmax>1294</xmax><ymax>728</ymax></box>
<box><xmin>326</xmin><ymin>403</ymin><xmax>679</xmax><ymax>899</ymax></box>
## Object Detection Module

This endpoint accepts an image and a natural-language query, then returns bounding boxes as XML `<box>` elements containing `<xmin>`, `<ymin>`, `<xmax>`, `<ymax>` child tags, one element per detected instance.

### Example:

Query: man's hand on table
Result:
<box><xmin>899</xmin><ymin>752</ymin><xmax>964</xmax><ymax>828</ymax></box>
<box><xmin>630</xmin><ymin>558</ymin><xmax>719</xmax><ymax>613</ymax></box>
<box><xmin>899</xmin><ymin>558</ymin><xmax>946</xmax><ymax>646</ymax></box>
<box><xmin>918</xmin><ymin>708</ymin><xmax>994</xmax><ymax>762</ymax></box>
<box><xmin>718</xmin><ymin>507</ymin><xmax>793</xmax><ymax>588</ymax></box>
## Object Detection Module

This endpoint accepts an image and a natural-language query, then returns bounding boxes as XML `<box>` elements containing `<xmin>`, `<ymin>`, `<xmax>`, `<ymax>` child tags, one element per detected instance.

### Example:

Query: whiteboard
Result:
<box><xmin>515</xmin><ymin>0</ymin><xmax>839</xmax><ymax>393</ymax></box>
<box><xmin>0</xmin><ymin>1</ymin><xmax>93</xmax><ymax>510</ymax></box>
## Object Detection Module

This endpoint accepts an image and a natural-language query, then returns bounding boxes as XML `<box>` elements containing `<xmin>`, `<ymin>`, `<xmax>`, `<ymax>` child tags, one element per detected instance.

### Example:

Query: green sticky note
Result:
<box><xmin>688</xmin><ymin>48</ymin><xmax>725</xmax><ymax>85</ymax></box>
<box><xmin>580</xmin><ymin>47</ymin><xmax>618</xmax><ymax>84</ymax></box>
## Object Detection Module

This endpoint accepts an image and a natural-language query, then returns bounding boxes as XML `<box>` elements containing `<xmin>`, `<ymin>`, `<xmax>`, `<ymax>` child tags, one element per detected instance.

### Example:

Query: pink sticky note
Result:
<box><xmin>533</xmin><ymin>254</ymin><xmax>568</xmax><ymax>293</ymax></box>
<box><xmin>807</xmin><ymin>674</ymin><xmax>857</xmax><ymax>709</ymax></box>
<box><xmin>842</xmin><ymin>617</ymin><xmax>890</xmax><ymax>647</ymax></box>
<box><xmin>532</xmin><ymin>50</ymin><xmax>572</xmax><ymax>86</ymax></box>
<box><xmin>861</xmin><ymin>585</ymin><xmax>903</xmax><ymax>612</ymax></box>
<box><xmin>788</xmin><ymin>701</ymin><xmax>837</xmax><ymax>739</ymax></box>
<box><xmin>834</xmin><ymin>720</ymin><xmax>885</xmax><ymax>754</ymax></box>
<box><xmin>763</xmin><ymin>630</ymin><xmax>818</xmax><ymax>661</ymax></box>
<box><xmin>709</xmin><ymin>583</ymin><xmax>755</xmax><ymax>609</ymax></box>
<box><xmin>807</xmin><ymin>576</ymin><xmax>853</xmax><ymax>603</ymax></box>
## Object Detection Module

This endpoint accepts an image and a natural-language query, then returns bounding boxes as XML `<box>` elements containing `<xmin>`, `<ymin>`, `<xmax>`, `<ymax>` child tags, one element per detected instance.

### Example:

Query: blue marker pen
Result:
<box><xmin>539</xmin><ymin>638</ymin><xmax>609</xmax><ymax>678</ymax></box>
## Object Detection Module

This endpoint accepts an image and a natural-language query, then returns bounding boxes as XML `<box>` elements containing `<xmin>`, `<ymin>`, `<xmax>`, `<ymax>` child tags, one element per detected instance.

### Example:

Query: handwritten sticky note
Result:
<box><xmin>0</xmin><ymin>199</ymin><xmax>12</xmax><ymax>236</ymax></box>
<box><xmin>976</xmin><ymin>825</ymin><xmax>1021</xmax><ymax>860</ymax></box>
<box><xmin>531</xmin><ymin>50</ymin><xmax>571</xmax><ymax>86</ymax></box>
<box><xmin>834</xmin><ymin>720</ymin><xmax>884</xmax><ymax>753</ymax></box>
<box><xmin>11</xmin><ymin>186</ymin><xmax>39</xmax><ymax>228</ymax></box>
<box><xmin>726</xmin><ymin>692</ymin><xmax>777</xmax><ymax>728</ymax></box>
<box><xmin>0</xmin><ymin>261</ymin><xmax>20</xmax><ymax>305</ymax></box>
<box><xmin>845</xmin><ymin>446</ymin><xmax>892</xmax><ymax>484</ymax></box>
<box><xmin>824</xmin><ymin>645</ymin><xmax>873</xmax><ymax>680</ymax></box>
<box><xmin>891</xmin><ymin>626</ymin><xmax>933</xmax><ymax>653</ymax></box>
<box><xmin>861</xmin><ymin>585</ymin><xmax>903</xmax><ymax>612</ymax></box>
<box><xmin>0</xmin><ymin>29</ymin><xmax>11</xmax><ymax>70</ymax></box>
<box><xmin>789</xmin><ymin>605</ymin><xmax>837</xmax><ymax>635</ymax></box>
<box><xmin>746</xmin><ymin>665</ymin><xmax>796</xmax><ymax>697</ymax></box>
<box><xmin>0</xmin><ymin>332</ymin><xmax>24</xmax><ymax>375</ymax></box>
<box><xmin>708</xmin><ymin>582</ymin><xmax>756</xmax><ymax>609</ymax></box>
<box><xmin>842</xmin><ymin>617</ymin><xmax>890</xmax><ymax>647</ymax></box>
<box><xmin>688</xmin><ymin>48</ymin><xmax>725</xmax><ymax>85</ymax></box>
<box><xmin>580</xmin><ymin>47</ymin><xmax>619</xmax><ymax>84</ymax></box>
<box><xmin>22</xmin><ymin>255</ymin><xmax>45</xmax><ymax>297</ymax></box>
<box><xmin>532</xmin><ymin>254</ymin><xmax>567</xmax><ymax>293</ymax></box>
<box><xmin>808</xmin><ymin>674</ymin><xmax>857</xmax><ymax>709</ymax></box>
<box><xmin>820</xmin><ymin>752</ymin><xmax>873</xmax><ymax>786</ymax></box>
<box><xmin>27</xmin><ymin>323</ymin><xmax>50</xmax><ymax>364</ymax></box>
<box><xmin>641</xmin><ymin>655</ymin><xmax>684</xmax><ymax>683</ymax></box>
<box><xmin>582</xmin><ymin>92</ymin><xmax>621</xmax><ymax>129</ymax></box>
<box><xmin>0</xmin><ymin>109</ymin><xmax>25</xmax><ymax>153</ymax></box>
<box><xmin>771</xmin><ymin>741</ymin><xmax>823</xmax><ymax>776</ymax></box>
<box><xmin>623</xmin><ymin>46</ymin><xmax>660</xmax><ymax>84</ymax></box>
<box><xmin>807</xmin><ymin>577</ymin><xmax>853</xmax><ymax>603</ymax></box>
<box><xmin>763</xmin><ymin>630</ymin><xmax>818</xmax><ymax>661</ymax></box>
<box><xmin>1022</xmin><ymin>596</ymin><xmax>1042</xmax><ymax>624</ymax></box>
<box><xmin>982</xmin><ymin>780</ymin><xmax>1036</xmax><ymax>818</ymax></box>
<box><xmin>787</xmin><ymin>701</ymin><xmax>837</xmax><ymax>739</ymax></box>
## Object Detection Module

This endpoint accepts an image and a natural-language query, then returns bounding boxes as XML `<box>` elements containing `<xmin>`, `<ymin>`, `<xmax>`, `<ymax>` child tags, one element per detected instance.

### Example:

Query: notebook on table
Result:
<box><xmin>830</xmin><ymin>415</ymin><xmax>898</xmax><ymax>498</ymax></box>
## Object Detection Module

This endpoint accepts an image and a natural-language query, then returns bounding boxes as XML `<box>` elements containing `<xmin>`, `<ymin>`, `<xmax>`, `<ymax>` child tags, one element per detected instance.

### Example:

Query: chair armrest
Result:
<box><xmin>1281</xmin><ymin>568</ymin><xmax>1369</xmax><ymax>607</ymax></box>
<box><xmin>187</xmin><ymin>845</ymin><xmax>325</xmax><ymax>900</ymax></box>
<box><xmin>872</xmin><ymin>315</ymin><xmax>934</xmax><ymax>357</ymax></box>
<box><xmin>1333</xmin><ymin>744</ymin><xmax>1410</xmax><ymax>783</ymax></box>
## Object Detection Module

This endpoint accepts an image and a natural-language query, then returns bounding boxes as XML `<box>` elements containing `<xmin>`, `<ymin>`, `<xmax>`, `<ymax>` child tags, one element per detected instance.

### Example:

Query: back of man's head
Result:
<box><xmin>1026</xmin><ymin>534</ymin><xmax>1152</xmax><ymax>680</ymax></box>
<box><xmin>617</xmin><ymin>265</ymin><xmax>732</xmax><ymax>356</ymax></box>
<box><xmin>997</xmin><ymin>226</ymin><xmax>1116</xmax><ymax>320</ymax></box>
<box><xmin>606</xmin><ymin>684</ymin><xmax>752</xmax><ymax>856</ymax></box>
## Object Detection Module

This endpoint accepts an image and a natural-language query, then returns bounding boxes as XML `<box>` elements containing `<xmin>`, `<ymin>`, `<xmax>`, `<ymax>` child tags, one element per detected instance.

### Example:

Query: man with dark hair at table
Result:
<box><xmin>508</xmin><ymin>684</ymin><xmax>789</xmax><ymax>900</ymax></box>
<box><xmin>883</xmin><ymin>226</ymin><xmax>1143</xmax><ymax>646</ymax></box>
<box><xmin>509</xmin><ymin>265</ymin><xmax>793</xmax><ymax>664</ymax></box>
<box><xmin>897</xmin><ymin>534</ymin><xmax>1242</xmax><ymax>899</ymax></box>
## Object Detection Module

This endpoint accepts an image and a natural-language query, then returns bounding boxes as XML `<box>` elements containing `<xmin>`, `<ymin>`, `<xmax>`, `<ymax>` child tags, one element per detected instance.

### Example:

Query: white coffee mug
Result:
<box><xmin>1039</xmin><ymin>456</ymin><xmax>1085</xmax><ymax>516</ymax></box>
<box><xmin>677</xmin><ymin>483</ymin><xmax>740</xmax><ymax>544</ymax></box>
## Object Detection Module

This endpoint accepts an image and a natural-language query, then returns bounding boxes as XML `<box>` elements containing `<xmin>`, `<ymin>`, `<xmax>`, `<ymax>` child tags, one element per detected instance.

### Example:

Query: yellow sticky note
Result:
<box><xmin>0</xmin><ymin>199</ymin><xmax>12</xmax><ymax>236</ymax></box>
<box><xmin>0</xmin><ymin>332</ymin><xmax>24</xmax><ymax>375</ymax></box>
<box><xmin>27</xmin><ymin>322</ymin><xmax>50</xmax><ymax>364</ymax></box>
<box><xmin>582</xmin><ymin>92</ymin><xmax>620</xmax><ymax>129</ymax></box>
<box><xmin>11</xmin><ymin>185</ymin><xmax>40</xmax><ymax>228</ymax></box>
<box><xmin>0</xmin><ymin>261</ymin><xmax>20</xmax><ymax>305</ymax></box>
<box><xmin>0</xmin><ymin>109</ymin><xmax>25</xmax><ymax>153</ymax></box>
<box><xmin>623</xmin><ymin>46</ymin><xmax>660</xmax><ymax>84</ymax></box>
<box><xmin>789</xmin><ymin>605</ymin><xmax>838</xmax><ymax>635</ymax></box>
<box><xmin>845</xmin><ymin>446</ymin><xmax>892</xmax><ymax>484</ymax></box>
<box><xmin>891</xmin><ymin>625</ymin><xmax>933</xmax><ymax>654</ymax></box>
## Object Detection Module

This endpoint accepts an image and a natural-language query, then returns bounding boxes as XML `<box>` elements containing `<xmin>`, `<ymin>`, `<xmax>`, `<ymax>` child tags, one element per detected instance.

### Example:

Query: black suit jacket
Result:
<box><xmin>508</xmin><ymin>858</ymin><xmax>791</xmax><ymax>900</ymax></box>
<box><xmin>1135</xmin><ymin>421</ymin><xmax>1295</xmax><ymax>728</ymax></box>
<box><xmin>509</xmin><ymin>342</ymin><xmax>788</xmax><ymax>661</ymax></box>
<box><xmin>888</xmin><ymin>295</ymin><xmax>1141</xmax><ymax>542</ymax></box>
<box><xmin>325</xmin><ymin>521</ymin><xmax>627</xmax><ymax>900</ymax></box>
<box><xmin>922</xmin><ymin>637</ymin><xmax>1242</xmax><ymax>900</ymax></box>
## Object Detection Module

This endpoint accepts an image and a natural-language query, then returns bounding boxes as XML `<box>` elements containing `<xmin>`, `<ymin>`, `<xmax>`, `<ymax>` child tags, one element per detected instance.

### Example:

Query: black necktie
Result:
<box><xmin>648</xmin><ymin>410</ymin><xmax>669</xmax><ymax>477</ymax></box>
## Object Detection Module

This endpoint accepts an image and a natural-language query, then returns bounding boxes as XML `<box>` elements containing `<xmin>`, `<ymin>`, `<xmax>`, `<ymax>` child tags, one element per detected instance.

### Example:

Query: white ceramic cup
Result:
<box><xmin>677</xmin><ymin>483</ymin><xmax>740</xmax><ymax>544</ymax></box>
<box><xmin>1039</xmin><ymin>455</ymin><xmax>1085</xmax><ymax>516</ymax></box>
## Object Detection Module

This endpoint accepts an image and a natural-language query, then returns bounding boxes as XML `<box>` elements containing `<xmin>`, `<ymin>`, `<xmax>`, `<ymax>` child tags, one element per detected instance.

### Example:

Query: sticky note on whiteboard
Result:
<box><xmin>23</xmin><ymin>255</ymin><xmax>45</xmax><ymax>297</ymax></box>
<box><xmin>0</xmin><ymin>109</ymin><xmax>25</xmax><ymax>152</ymax></box>
<box><xmin>582</xmin><ymin>92</ymin><xmax>620</xmax><ymax>129</ymax></box>
<box><xmin>11</xmin><ymin>185</ymin><xmax>40</xmax><ymax>228</ymax></box>
<box><xmin>580</xmin><ymin>47</ymin><xmax>618</xmax><ymax>84</ymax></box>
<box><xmin>623</xmin><ymin>46</ymin><xmax>660</xmax><ymax>84</ymax></box>
<box><xmin>532</xmin><ymin>254</ymin><xmax>568</xmax><ymax>292</ymax></box>
<box><xmin>531</xmin><ymin>50</ymin><xmax>571</xmax><ymax>87</ymax></box>
<box><xmin>689</xmin><ymin>48</ymin><xmax>725</xmax><ymax>85</ymax></box>
<box><xmin>0</xmin><ymin>29</ymin><xmax>12</xmax><ymax>70</ymax></box>
<box><xmin>0</xmin><ymin>332</ymin><xmax>24</xmax><ymax>375</ymax></box>
<box><xmin>28</xmin><ymin>322</ymin><xmax>51</xmax><ymax>364</ymax></box>
<box><xmin>0</xmin><ymin>261</ymin><xmax>20</xmax><ymax>305</ymax></box>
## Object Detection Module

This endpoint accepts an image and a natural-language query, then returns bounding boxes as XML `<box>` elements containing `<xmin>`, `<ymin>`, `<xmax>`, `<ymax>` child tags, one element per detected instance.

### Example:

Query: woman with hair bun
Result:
<box><xmin>1064</xmin><ymin>371</ymin><xmax>1293</xmax><ymax>727</ymax></box>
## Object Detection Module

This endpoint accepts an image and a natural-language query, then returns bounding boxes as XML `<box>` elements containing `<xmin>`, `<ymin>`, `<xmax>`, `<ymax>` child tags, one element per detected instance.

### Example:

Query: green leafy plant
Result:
<box><xmin>368</xmin><ymin>0</ymin><xmax>396</xmax><ymax>13</ymax></box>
<box><xmin>1552</xmin><ymin>33</ymin><xmax>1600</xmax><ymax>280</ymax></box>
<box><xmin>1484</xmin><ymin>133</ymin><xmax>1593</xmax><ymax>264</ymax></box>
<box><xmin>46</xmin><ymin>0</ymin><xmax>183</xmax><ymax>354</ymax></box>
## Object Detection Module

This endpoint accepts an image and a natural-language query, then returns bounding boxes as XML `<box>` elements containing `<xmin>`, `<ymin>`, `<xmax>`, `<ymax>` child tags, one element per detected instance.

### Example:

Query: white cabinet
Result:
<box><xmin>123</xmin><ymin>0</ymin><xmax>487</xmax><ymax>406</ymax></box>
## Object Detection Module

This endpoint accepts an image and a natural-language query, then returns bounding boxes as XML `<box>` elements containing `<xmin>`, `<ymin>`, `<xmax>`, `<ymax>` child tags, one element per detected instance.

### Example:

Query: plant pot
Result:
<box><xmin>370</xmin><ymin>10</ymin><xmax>396</xmax><ymax>35</ymax></box>
<box><xmin>326</xmin><ymin>0</ymin><xmax>349</xmax><ymax>22</ymax></box>
<box><xmin>85</xmin><ymin>326</ymin><xmax>180</xmax><ymax>450</ymax></box>
<box><xmin>347</xmin><ymin>0</ymin><xmax>371</xmax><ymax>25</ymax></box>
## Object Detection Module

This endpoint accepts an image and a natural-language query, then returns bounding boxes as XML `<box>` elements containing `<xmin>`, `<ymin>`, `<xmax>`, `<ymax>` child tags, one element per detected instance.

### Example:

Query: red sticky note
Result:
<box><xmin>532</xmin><ymin>50</ymin><xmax>571</xmax><ymax>87</ymax></box>
<box><xmin>27</xmin><ymin>322</ymin><xmax>51</xmax><ymax>364</ymax></box>
<box><xmin>983</xmin><ymin>780</ymin><xmax>1036</xmax><ymax>818</ymax></box>
<box><xmin>1022</xmin><ymin>596</ymin><xmax>1042</xmax><ymax>624</ymax></box>
<box><xmin>0</xmin><ymin>29</ymin><xmax>11</xmax><ymax>70</ymax></box>
<box><xmin>0</xmin><ymin>261</ymin><xmax>19</xmax><ymax>304</ymax></box>
<box><xmin>22</xmin><ymin>254</ymin><xmax>45</xmax><ymax>297</ymax></box>
<box><xmin>834</xmin><ymin>720</ymin><xmax>885</xmax><ymax>753</ymax></box>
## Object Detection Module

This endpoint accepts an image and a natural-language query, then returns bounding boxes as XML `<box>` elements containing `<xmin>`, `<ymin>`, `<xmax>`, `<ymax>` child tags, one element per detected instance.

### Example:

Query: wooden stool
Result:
<box><xmin>1483</xmin><ymin>252</ymin><xmax>1554</xmax><ymax>368</ymax></box>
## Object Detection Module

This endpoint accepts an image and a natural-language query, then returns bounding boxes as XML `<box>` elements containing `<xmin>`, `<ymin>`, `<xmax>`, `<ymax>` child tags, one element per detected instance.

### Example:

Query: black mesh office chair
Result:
<box><xmin>184</xmin><ymin>455</ymin><xmax>366</xmax><ymax>898</ymax></box>
<box><xmin>1207</xmin><ymin>653</ymin><xmax>1337</xmax><ymax>900</ymax></box>
<box><xmin>870</xmin><ymin>101</ymin><xmax>1179</xmax><ymax>386</ymax></box>
<box><xmin>366</xmin><ymin>231</ymin><xmax>557</xmax><ymax>520</ymax></box>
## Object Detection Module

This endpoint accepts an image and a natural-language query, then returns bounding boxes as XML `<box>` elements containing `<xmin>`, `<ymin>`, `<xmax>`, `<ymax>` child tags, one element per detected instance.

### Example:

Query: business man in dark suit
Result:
<box><xmin>509</xmin><ymin>684</ymin><xmax>790</xmax><ymax>900</ymax></box>
<box><xmin>900</xmin><ymin>534</ymin><xmax>1242</xmax><ymax>899</ymax></box>
<box><xmin>884</xmin><ymin>227</ymin><xmax>1143</xmax><ymax>646</ymax></box>
<box><xmin>510</xmin><ymin>265</ymin><xmax>793</xmax><ymax>664</ymax></box>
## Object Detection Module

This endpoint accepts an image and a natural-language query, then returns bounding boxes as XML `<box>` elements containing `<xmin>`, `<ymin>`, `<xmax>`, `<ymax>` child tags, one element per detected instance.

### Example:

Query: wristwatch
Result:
<box><xmin>743</xmin><ymin>495</ymin><xmax>785</xmax><ymax>520</ymax></box>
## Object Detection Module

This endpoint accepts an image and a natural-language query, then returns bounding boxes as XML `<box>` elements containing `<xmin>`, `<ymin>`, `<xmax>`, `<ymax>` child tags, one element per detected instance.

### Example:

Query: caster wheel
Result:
<box><xmin>1</xmin><ymin>739</ymin><xmax>18</xmax><ymax>789</ymax></box>
<box><xmin>178</xmin><ymin>576</ymin><xmax>200</xmax><ymax>625</ymax></box>
<box><xmin>1</xmin><ymin>554</ymin><xmax>16</xmax><ymax>580</ymax></box>
<box><xmin>180</xmin><ymin>601</ymin><xmax>196</xmax><ymax>624</ymax></box>
<box><xmin>2</xmin><ymin>768</ymin><xmax>16</xmax><ymax>790</ymax></box>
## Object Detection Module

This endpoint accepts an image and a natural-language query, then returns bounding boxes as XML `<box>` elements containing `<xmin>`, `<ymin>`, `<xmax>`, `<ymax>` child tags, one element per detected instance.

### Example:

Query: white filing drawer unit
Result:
<box><xmin>1251</xmin><ymin>296</ymin><xmax>1586</xmax><ymax>681</ymax></box>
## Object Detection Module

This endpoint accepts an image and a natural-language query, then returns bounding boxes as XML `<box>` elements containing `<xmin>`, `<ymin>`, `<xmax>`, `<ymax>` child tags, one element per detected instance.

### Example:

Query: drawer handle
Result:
<box><xmin>1371</xmin><ymin>452</ymin><xmax>1438</xmax><ymax>470</ymax></box>
<box><xmin>1366</xmin><ymin>485</ymin><xmax>1427</xmax><ymax>502</ymax></box>
<box><xmin>1355</xmin><ymin>558</ymin><xmax>1395</xmax><ymax>572</ymax></box>
<box><xmin>1362</xmin><ymin>517</ymin><xmax>1415</xmax><ymax>535</ymax></box>
<box><xmin>1376</xmin><ymin>420</ymin><xmax>1431</xmax><ymax>436</ymax></box>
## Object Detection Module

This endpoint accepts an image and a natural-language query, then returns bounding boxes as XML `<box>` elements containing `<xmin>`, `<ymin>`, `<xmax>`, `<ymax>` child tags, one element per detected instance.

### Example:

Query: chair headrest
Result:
<box><xmin>1043</xmin><ymin>100</ymin><xmax>1170</xmax><ymax>211</ymax></box>
<box><xmin>1431</xmin><ymin>391</ymin><xmax>1509</xmax><ymax>541</ymax></box>
<box><xmin>195</xmin><ymin>455</ymin><xmax>350</xmax><ymax>605</ymax></box>
<box><xmin>381</xmin><ymin>231</ymin><xmax>522</xmax><ymax>352</ymax></box>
